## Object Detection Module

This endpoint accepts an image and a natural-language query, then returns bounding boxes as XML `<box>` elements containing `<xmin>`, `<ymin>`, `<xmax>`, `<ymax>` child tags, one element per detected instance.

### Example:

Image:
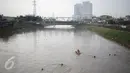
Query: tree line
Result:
<box><xmin>95</xmin><ymin>15</ymin><xmax>130</xmax><ymax>25</ymax></box>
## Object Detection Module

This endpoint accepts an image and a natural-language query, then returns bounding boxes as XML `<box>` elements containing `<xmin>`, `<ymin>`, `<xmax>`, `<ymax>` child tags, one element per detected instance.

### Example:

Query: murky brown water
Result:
<box><xmin>0</xmin><ymin>25</ymin><xmax>130</xmax><ymax>73</ymax></box>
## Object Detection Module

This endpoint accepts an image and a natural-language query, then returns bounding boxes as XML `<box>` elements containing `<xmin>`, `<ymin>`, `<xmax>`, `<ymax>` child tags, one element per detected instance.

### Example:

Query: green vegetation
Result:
<box><xmin>86</xmin><ymin>25</ymin><xmax>130</xmax><ymax>49</ymax></box>
<box><xmin>0</xmin><ymin>15</ymin><xmax>15</xmax><ymax>27</ymax></box>
<box><xmin>0</xmin><ymin>15</ymin><xmax>43</xmax><ymax>28</ymax></box>
<box><xmin>0</xmin><ymin>15</ymin><xmax>44</xmax><ymax>41</ymax></box>
<box><xmin>16</xmin><ymin>15</ymin><xmax>43</xmax><ymax>23</ymax></box>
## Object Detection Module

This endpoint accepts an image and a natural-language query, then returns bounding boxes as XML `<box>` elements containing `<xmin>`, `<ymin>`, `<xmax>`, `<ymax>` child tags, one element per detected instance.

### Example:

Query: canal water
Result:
<box><xmin>0</xmin><ymin>25</ymin><xmax>130</xmax><ymax>73</ymax></box>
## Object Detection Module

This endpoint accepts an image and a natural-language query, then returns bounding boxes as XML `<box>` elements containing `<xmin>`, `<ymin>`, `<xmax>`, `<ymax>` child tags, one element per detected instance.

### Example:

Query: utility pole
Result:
<box><xmin>33</xmin><ymin>0</ymin><xmax>36</xmax><ymax>16</ymax></box>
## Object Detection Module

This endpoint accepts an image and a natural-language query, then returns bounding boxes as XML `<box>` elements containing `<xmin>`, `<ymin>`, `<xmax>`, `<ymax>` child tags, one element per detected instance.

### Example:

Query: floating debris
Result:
<box><xmin>114</xmin><ymin>54</ymin><xmax>116</xmax><ymax>56</ymax></box>
<box><xmin>41</xmin><ymin>68</ymin><xmax>44</xmax><ymax>71</ymax></box>
<box><xmin>93</xmin><ymin>56</ymin><xmax>96</xmax><ymax>58</ymax></box>
<box><xmin>109</xmin><ymin>54</ymin><xmax>111</xmax><ymax>56</ymax></box>
<box><xmin>60</xmin><ymin>63</ymin><xmax>64</xmax><ymax>66</ymax></box>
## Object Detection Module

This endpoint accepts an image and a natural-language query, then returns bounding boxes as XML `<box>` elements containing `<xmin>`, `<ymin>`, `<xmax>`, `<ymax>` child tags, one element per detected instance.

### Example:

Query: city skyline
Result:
<box><xmin>0</xmin><ymin>0</ymin><xmax>130</xmax><ymax>17</ymax></box>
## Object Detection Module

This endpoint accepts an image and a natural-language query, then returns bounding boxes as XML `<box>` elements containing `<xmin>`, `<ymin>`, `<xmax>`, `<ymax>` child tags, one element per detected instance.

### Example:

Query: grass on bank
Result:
<box><xmin>86</xmin><ymin>26</ymin><xmax>130</xmax><ymax>49</ymax></box>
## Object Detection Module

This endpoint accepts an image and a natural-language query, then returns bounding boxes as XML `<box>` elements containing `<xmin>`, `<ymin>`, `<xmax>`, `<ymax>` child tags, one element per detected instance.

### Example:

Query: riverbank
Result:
<box><xmin>0</xmin><ymin>23</ymin><xmax>44</xmax><ymax>41</ymax></box>
<box><xmin>77</xmin><ymin>25</ymin><xmax>130</xmax><ymax>49</ymax></box>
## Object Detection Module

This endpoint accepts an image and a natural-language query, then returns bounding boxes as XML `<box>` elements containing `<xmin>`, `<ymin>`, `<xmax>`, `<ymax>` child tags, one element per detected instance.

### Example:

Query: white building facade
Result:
<box><xmin>73</xmin><ymin>1</ymin><xmax>92</xmax><ymax>21</ymax></box>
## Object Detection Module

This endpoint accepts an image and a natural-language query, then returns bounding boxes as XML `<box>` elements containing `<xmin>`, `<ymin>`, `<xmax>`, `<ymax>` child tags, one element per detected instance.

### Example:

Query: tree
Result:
<box><xmin>125</xmin><ymin>15</ymin><xmax>130</xmax><ymax>20</ymax></box>
<box><xmin>0</xmin><ymin>14</ymin><xmax>3</xmax><ymax>20</ymax></box>
<box><xmin>116</xmin><ymin>18</ymin><xmax>124</xmax><ymax>25</ymax></box>
<box><xmin>116</xmin><ymin>18</ymin><xmax>130</xmax><ymax>25</ymax></box>
<box><xmin>16</xmin><ymin>15</ymin><xmax>43</xmax><ymax>22</ymax></box>
<box><xmin>100</xmin><ymin>15</ymin><xmax>113</xmax><ymax>20</ymax></box>
<box><xmin>107</xmin><ymin>19</ymin><xmax>116</xmax><ymax>24</ymax></box>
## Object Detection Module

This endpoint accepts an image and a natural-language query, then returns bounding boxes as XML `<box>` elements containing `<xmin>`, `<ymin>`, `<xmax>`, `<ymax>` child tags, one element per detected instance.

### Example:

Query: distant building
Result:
<box><xmin>74</xmin><ymin>3</ymin><xmax>82</xmax><ymax>20</ymax></box>
<box><xmin>82</xmin><ymin>1</ymin><xmax>92</xmax><ymax>19</ymax></box>
<box><xmin>73</xmin><ymin>1</ymin><xmax>93</xmax><ymax>21</ymax></box>
<box><xmin>74</xmin><ymin>4</ymin><xmax>82</xmax><ymax>16</ymax></box>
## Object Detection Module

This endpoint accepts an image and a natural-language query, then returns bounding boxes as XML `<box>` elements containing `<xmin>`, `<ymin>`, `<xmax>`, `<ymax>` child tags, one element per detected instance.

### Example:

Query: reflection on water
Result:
<box><xmin>0</xmin><ymin>29</ymin><xmax>14</xmax><ymax>42</ymax></box>
<box><xmin>0</xmin><ymin>28</ymin><xmax>39</xmax><ymax>42</ymax></box>
<box><xmin>45</xmin><ymin>25</ymin><xmax>74</xmax><ymax>28</ymax></box>
<box><xmin>0</xmin><ymin>25</ymin><xmax>130</xmax><ymax>73</ymax></box>
<box><xmin>0</xmin><ymin>25</ymin><xmax>74</xmax><ymax>42</ymax></box>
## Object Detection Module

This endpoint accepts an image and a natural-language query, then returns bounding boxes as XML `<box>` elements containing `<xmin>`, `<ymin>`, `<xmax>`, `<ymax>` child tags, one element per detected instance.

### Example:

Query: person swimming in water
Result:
<box><xmin>75</xmin><ymin>49</ymin><xmax>81</xmax><ymax>55</ymax></box>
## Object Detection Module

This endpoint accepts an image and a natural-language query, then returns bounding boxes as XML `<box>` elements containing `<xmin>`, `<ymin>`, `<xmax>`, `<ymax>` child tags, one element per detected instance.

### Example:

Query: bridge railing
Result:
<box><xmin>42</xmin><ymin>17</ymin><xmax>92</xmax><ymax>25</ymax></box>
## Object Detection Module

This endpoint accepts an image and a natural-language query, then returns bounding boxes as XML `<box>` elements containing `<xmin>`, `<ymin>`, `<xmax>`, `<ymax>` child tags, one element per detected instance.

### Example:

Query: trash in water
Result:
<box><xmin>41</xmin><ymin>68</ymin><xmax>44</xmax><ymax>71</ymax></box>
<box><xmin>93</xmin><ymin>56</ymin><xmax>96</xmax><ymax>58</ymax></box>
<box><xmin>109</xmin><ymin>54</ymin><xmax>111</xmax><ymax>56</ymax></box>
<box><xmin>61</xmin><ymin>63</ymin><xmax>64</xmax><ymax>66</ymax></box>
<box><xmin>114</xmin><ymin>54</ymin><xmax>116</xmax><ymax>56</ymax></box>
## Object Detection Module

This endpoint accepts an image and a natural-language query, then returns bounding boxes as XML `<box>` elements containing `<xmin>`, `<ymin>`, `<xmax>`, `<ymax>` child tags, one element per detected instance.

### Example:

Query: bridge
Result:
<box><xmin>42</xmin><ymin>21</ymin><xmax>80</xmax><ymax>25</ymax></box>
<box><xmin>41</xmin><ymin>17</ymin><xmax>91</xmax><ymax>26</ymax></box>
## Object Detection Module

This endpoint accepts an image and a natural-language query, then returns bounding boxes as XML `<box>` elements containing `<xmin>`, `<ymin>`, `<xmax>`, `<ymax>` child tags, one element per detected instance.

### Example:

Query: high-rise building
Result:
<box><xmin>73</xmin><ymin>1</ymin><xmax>93</xmax><ymax>21</ymax></box>
<box><xmin>74</xmin><ymin>4</ymin><xmax>82</xmax><ymax>16</ymax></box>
<box><xmin>74</xmin><ymin>3</ymin><xmax>82</xmax><ymax>21</ymax></box>
<box><xmin>82</xmin><ymin>1</ymin><xmax>92</xmax><ymax>19</ymax></box>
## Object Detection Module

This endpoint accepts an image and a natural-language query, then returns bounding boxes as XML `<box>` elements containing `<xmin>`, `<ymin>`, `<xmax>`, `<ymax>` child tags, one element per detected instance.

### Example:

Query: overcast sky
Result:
<box><xmin>0</xmin><ymin>0</ymin><xmax>130</xmax><ymax>17</ymax></box>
